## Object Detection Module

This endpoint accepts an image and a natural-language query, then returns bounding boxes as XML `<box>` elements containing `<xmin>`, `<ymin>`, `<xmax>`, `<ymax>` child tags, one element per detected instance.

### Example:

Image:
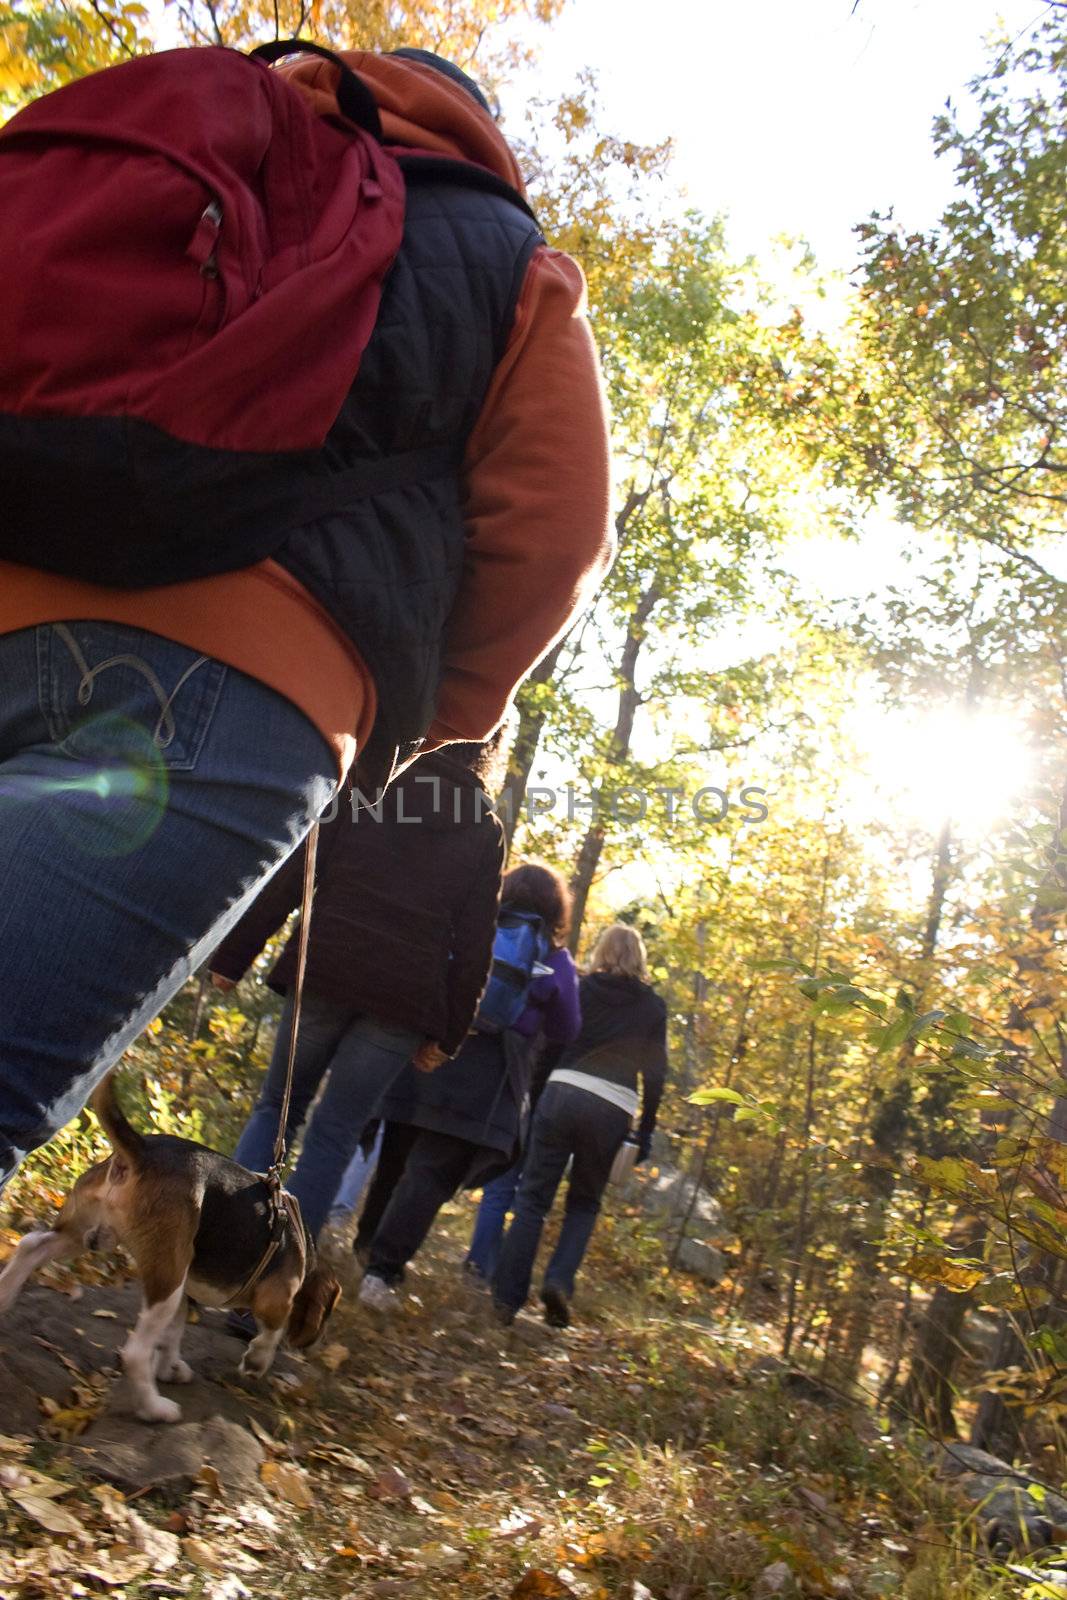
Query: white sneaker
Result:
<box><xmin>358</xmin><ymin>1273</ymin><xmax>398</xmax><ymax>1314</ymax></box>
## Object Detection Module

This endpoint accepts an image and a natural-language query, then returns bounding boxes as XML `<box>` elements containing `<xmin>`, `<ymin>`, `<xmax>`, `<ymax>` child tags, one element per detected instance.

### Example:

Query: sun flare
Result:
<box><xmin>857</xmin><ymin>706</ymin><xmax>1034</xmax><ymax>836</ymax></box>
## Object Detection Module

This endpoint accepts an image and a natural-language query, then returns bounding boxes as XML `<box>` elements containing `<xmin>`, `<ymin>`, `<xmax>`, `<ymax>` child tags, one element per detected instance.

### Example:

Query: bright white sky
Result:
<box><xmin>506</xmin><ymin>0</ymin><xmax>1047</xmax><ymax>273</ymax></box>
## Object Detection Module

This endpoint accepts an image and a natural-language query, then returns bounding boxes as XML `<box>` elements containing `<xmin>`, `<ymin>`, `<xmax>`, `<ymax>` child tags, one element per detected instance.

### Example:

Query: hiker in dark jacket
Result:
<box><xmin>355</xmin><ymin>862</ymin><xmax>580</xmax><ymax>1313</ymax></box>
<box><xmin>210</xmin><ymin>738</ymin><xmax>506</xmax><ymax>1242</ymax></box>
<box><xmin>493</xmin><ymin>924</ymin><xmax>667</xmax><ymax>1328</ymax></box>
<box><xmin>0</xmin><ymin>48</ymin><xmax>612</xmax><ymax>1194</ymax></box>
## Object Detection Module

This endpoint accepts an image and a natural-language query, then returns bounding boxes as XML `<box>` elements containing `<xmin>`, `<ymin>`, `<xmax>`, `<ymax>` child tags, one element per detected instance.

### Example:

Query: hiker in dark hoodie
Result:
<box><xmin>209</xmin><ymin>736</ymin><xmax>507</xmax><ymax>1246</ymax></box>
<box><xmin>492</xmin><ymin>924</ymin><xmax>667</xmax><ymax>1328</ymax></box>
<box><xmin>0</xmin><ymin>48</ymin><xmax>612</xmax><ymax>1194</ymax></box>
<box><xmin>355</xmin><ymin>862</ymin><xmax>580</xmax><ymax>1313</ymax></box>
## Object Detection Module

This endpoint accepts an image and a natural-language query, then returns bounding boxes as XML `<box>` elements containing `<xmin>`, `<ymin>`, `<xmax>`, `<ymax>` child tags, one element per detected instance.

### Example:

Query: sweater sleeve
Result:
<box><xmin>637</xmin><ymin>999</ymin><xmax>669</xmax><ymax>1148</ymax></box>
<box><xmin>208</xmin><ymin>845</ymin><xmax>306</xmax><ymax>983</ymax></box>
<box><xmin>424</xmin><ymin>248</ymin><xmax>614</xmax><ymax>745</ymax></box>
<box><xmin>540</xmin><ymin>948</ymin><xmax>583</xmax><ymax>1046</ymax></box>
<box><xmin>440</xmin><ymin>819</ymin><xmax>506</xmax><ymax>1055</ymax></box>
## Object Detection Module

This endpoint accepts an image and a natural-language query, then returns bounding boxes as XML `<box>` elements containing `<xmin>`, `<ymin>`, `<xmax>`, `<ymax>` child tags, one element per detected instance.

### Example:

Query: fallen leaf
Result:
<box><xmin>32</xmin><ymin>1335</ymin><xmax>83</xmax><ymax>1376</ymax></box>
<box><xmin>182</xmin><ymin>1535</ymin><xmax>227</xmax><ymax>1571</ymax></box>
<box><xmin>205</xmin><ymin>1576</ymin><xmax>251</xmax><ymax>1600</ymax></box>
<box><xmin>45</xmin><ymin>1406</ymin><xmax>98</xmax><ymax>1438</ymax></box>
<box><xmin>246</xmin><ymin>1416</ymin><xmax>282</xmax><ymax>1453</ymax></box>
<box><xmin>1</xmin><ymin>1466</ymin><xmax>73</xmax><ymax>1499</ymax></box>
<box><xmin>237</xmin><ymin>1530</ymin><xmax>276</xmax><ymax>1553</ymax></box>
<box><xmin>122</xmin><ymin>1507</ymin><xmax>182</xmax><ymax>1571</ymax></box>
<box><xmin>10</xmin><ymin>1492</ymin><xmax>88</xmax><ymax>1538</ymax></box>
<box><xmin>477</xmin><ymin>1416</ymin><xmax>520</xmax><ymax>1438</ymax></box>
<box><xmin>312</xmin><ymin>1444</ymin><xmax>375</xmax><ymax>1477</ymax></box>
<box><xmin>0</xmin><ymin>1434</ymin><xmax>30</xmax><ymax>1455</ymax></box>
<box><xmin>367</xmin><ymin>1464</ymin><xmax>413</xmax><ymax>1502</ymax></box>
<box><xmin>198</xmin><ymin>1463</ymin><xmax>225</xmax><ymax>1499</ymax></box>
<box><xmin>409</xmin><ymin>1541</ymin><xmax>465</xmax><ymax>1569</ymax></box>
<box><xmin>754</xmin><ymin>1562</ymin><xmax>796</xmax><ymax>1598</ymax></box>
<box><xmin>495</xmin><ymin>1512</ymin><xmax>545</xmax><ymax>1543</ymax></box>
<box><xmin>92</xmin><ymin>1308</ymin><xmax>119</xmax><ymax>1320</ymax></box>
<box><xmin>511</xmin><ymin>1571</ymin><xmax>577</xmax><ymax>1599</ymax></box>
<box><xmin>318</xmin><ymin>1341</ymin><xmax>350</xmax><ymax>1371</ymax></box>
<box><xmin>78</xmin><ymin>1551</ymin><xmax>152</xmax><ymax>1586</ymax></box>
<box><xmin>260</xmin><ymin>1460</ymin><xmax>315</xmax><ymax>1509</ymax></box>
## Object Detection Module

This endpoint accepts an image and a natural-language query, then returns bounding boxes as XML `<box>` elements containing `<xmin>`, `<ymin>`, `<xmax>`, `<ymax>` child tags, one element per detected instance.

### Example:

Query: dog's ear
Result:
<box><xmin>287</xmin><ymin>1266</ymin><xmax>341</xmax><ymax>1349</ymax></box>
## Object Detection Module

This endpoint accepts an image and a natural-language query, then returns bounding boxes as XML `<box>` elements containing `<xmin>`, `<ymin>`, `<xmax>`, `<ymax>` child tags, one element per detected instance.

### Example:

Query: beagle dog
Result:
<box><xmin>0</xmin><ymin>1075</ymin><xmax>340</xmax><ymax>1423</ymax></box>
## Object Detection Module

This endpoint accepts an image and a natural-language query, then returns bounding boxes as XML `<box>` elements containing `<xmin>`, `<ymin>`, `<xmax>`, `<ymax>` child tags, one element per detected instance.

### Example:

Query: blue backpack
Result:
<box><xmin>475</xmin><ymin>909</ymin><xmax>552</xmax><ymax>1033</ymax></box>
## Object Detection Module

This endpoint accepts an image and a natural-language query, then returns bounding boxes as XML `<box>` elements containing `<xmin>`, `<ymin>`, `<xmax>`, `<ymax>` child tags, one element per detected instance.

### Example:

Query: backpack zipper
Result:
<box><xmin>188</xmin><ymin>198</ymin><xmax>223</xmax><ymax>278</ymax></box>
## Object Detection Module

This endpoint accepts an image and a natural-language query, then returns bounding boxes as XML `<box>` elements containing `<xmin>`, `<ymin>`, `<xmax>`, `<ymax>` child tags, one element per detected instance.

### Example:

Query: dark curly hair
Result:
<box><xmin>501</xmin><ymin>860</ymin><xmax>572</xmax><ymax>949</ymax></box>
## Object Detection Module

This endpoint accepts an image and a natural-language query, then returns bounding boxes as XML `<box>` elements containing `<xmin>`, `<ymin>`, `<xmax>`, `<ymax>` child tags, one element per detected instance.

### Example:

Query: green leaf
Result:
<box><xmin>949</xmin><ymin>1036</ymin><xmax>991</xmax><ymax>1061</ymax></box>
<box><xmin>872</xmin><ymin>1015</ymin><xmax>911</xmax><ymax>1055</ymax></box>
<box><xmin>910</xmin><ymin>1009</ymin><xmax>947</xmax><ymax>1036</ymax></box>
<box><xmin>752</xmin><ymin>957</ymin><xmax>813</xmax><ymax>975</ymax></box>
<box><xmin>688</xmin><ymin>1086</ymin><xmax>746</xmax><ymax>1107</ymax></box>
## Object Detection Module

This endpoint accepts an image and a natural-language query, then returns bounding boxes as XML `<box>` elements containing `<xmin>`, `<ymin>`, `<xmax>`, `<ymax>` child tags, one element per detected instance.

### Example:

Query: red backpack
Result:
<box><xmin>0</xmin><ymin>43</ymin><xmax>407</xmax><ymax>583</ymax></box>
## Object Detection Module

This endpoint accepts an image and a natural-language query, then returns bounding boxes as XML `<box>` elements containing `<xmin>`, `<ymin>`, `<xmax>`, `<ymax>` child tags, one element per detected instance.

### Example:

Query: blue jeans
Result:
<box><xmin>493</xmin><ymin>1081</ymin><xmax>630</xmax><ymax>1312</ymax></box>
<box><xmin>0</xmin><ymin>622</ymin><xmax>336</xmax><ymax>1190</ymax></box>
<box><xmin>233</xmin><ymin>991</ymin><xmax>419</xmax><ymax>1240</ymax></box>
<box><xmin>466</xmin><ymin>1161</ymin><xmax>522</xmax><ymax>1280</ymax></box>
<box><xmin>331</xmin><ymin>1125</ymin><xmax>384</xmax><ymax>1220</ymax></box>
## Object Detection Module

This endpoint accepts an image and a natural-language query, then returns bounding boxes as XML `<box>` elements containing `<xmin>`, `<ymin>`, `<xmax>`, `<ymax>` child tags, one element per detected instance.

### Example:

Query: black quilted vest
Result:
<box><xmin>275</xmin><ymin>173</ymin><xmax>543</xmax><ymax>789</ymax></box>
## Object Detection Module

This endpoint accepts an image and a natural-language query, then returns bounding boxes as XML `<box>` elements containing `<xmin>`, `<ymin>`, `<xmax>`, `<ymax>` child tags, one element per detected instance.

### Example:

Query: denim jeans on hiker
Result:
<box><xmin>0</xmin><ymin>622</ymin><xmax>336</xmax><ymax>1193</ymax></box>
<box><xmin>331</xmin><ymin>1124</ymin><xmax>384</xmax><ymax>1222</ymax></box>
<box><xmin>233</xmin><ymin>992</ymin><xmax>419</xmax><ymax>1239</ymax></box>
<box><xmin>466</xmin><ymin>1160</ymin><xmax>523</xmax><ymax>1280</ymax></box>
<box><xmin>493</xmin><ymin>1080</ymin><xmax>631</xmax><ymax>1313</ymax></box>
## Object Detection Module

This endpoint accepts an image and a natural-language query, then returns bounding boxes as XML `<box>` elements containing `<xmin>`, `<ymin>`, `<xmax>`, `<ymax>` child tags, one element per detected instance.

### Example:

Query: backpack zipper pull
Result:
<box><xmin>187</xmin><ymin>199</ymin><xmax>223</xmax><ymax>278</ymax></box>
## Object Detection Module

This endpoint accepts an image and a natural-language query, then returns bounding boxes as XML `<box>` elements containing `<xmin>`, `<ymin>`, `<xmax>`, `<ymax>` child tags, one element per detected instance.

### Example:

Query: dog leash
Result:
<box><xmin>225</xmin><ymin>822</ymin><xmax>320</xmax><ymax>1309</ymax></box>
<box><xmin>267</xmin><ymin>819</ymin><xmax>320</xmax><ymax>1202</ymax></box>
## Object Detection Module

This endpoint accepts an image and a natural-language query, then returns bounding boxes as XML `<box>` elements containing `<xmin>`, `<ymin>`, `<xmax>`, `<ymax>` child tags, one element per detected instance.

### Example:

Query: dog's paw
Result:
<box><xmin>157</xmin><ymin>1358</ymin><xmax>194</xmax><ymax>1385</ymax></box>
<box><xmin>238</xmin><ymin>1350</ymin><xmax>269</xmax><ymax>1379</ymax></box>
<box><xmin>136</xmin><ymin>1395</ymin><xmax>182</xmax><ymax>1425</ymax></box>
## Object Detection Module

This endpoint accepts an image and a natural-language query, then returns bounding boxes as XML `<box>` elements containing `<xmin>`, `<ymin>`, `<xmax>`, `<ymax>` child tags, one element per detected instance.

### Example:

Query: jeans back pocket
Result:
<box><xmin>39</xmin><ymin>622</ymin><xmax>227</xmax><ymax>773</ymax></box>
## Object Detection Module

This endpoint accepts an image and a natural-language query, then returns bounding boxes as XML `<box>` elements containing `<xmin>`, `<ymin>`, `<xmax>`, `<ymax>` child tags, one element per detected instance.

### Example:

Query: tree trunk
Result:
<box><xmin>680</xmin><ymin>922</ymin><xmax>708</xmax><ymax>1095</ymax></box>
<box><xmin>970</xmin><ymin>1315</ymin><xmax>1026</xmax><ymax>1460</ymax></box>
<box><xmin>669</xmin><ymin>986</ymin><xmax>753</xmax><ymax>1271</ymax></box>
<box><xmin>782</xmin><ymin>849</ymin><xmax>833</xmax><ymax>1360</ymax></box>
<box><xmin>568</xmin><ymin>580</ymin><xmax>660</xmax><ymax>947</ymax></box>
<box><xmin>834</xmin><ymin>817</ymin><xmax>955</xmax><ymax>1386</ymax></box>
<box><xmin>894</xmin><ymin>1282</ymin><xmax>974</xmax><ymax>1438</ymax></box>
<box><xmin>497</xmin><ymin>639</ymin><xmax>568</xmax><ymax>849</ymax></box>
<box><xmin>505</xmin><ymin>476</ymin><xmax>661</xmax><ymax>866</ymax></box>
<box><xmin>891</xmin><ymin>1211</ymin><xmax>987</xmax><ymax>1435</ymax></box>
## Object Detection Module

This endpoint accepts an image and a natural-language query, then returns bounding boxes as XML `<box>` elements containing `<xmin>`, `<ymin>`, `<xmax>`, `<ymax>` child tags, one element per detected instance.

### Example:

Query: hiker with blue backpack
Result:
<box><xmin>354</xmin><ymin>862</ymin><xmax>580</xmax><ymax>1312</ymax></box>
<box><xmin>0</xmin><ymin>44</ymin><xmax>612</xmax><ymax>1192</ymax></box>
<box><xmin>492</xmin><ymin>924</ymin><xmax>668</xmax><ymax>1329</ymax></box>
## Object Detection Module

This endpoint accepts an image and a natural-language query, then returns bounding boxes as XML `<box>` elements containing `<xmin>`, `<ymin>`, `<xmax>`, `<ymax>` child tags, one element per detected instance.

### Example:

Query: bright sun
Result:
<box><xmin>857</xmin><ymin>706</ymin><xmax>1035</xmax><ymax>837</ymax></box>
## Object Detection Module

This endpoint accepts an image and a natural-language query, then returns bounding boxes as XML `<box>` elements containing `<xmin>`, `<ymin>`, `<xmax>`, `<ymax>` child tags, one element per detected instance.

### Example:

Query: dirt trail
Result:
<box><xmin>0</xmin><ymin>1199</ymin><xmax>921</xmax><ymax>1599</ymax></box>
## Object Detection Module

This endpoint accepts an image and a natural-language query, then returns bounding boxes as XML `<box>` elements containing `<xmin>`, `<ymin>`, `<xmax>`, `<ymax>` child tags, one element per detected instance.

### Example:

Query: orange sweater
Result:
<box><xmin>0</xmin><ymin>53</ymin><xmax>613</xmax><ymax>775</ymax></box>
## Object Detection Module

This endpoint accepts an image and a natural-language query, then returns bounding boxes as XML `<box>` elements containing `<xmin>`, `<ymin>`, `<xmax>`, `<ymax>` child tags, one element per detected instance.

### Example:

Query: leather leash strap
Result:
<box><xmin>267</xmin><ymin>819</ymin><xmax>320</xmax><ymax>1199</ymax></box>
<box><xmin>225</xmin><ymin>823</ymin><xmax>320</xmax><ymax>1309</ymax></box>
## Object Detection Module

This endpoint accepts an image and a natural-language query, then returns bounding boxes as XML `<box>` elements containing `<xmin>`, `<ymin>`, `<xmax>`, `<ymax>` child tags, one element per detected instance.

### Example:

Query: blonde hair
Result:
<box><xmin>589</xmin><ymin>923</ymin><xmax>649</xmax><ymax>982</ymax></box>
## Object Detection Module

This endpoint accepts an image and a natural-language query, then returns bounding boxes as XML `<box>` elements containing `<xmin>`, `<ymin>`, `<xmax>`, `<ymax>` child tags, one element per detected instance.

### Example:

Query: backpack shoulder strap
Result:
<box><xmin>395</xmin><ymin>152</ymin><xmax>541</xmax><ymax>229</ymax></box>
<box><xmin>250</xmin><ymin>39</ymin><xmax>383</xmax><ymax>139</ymax></box>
